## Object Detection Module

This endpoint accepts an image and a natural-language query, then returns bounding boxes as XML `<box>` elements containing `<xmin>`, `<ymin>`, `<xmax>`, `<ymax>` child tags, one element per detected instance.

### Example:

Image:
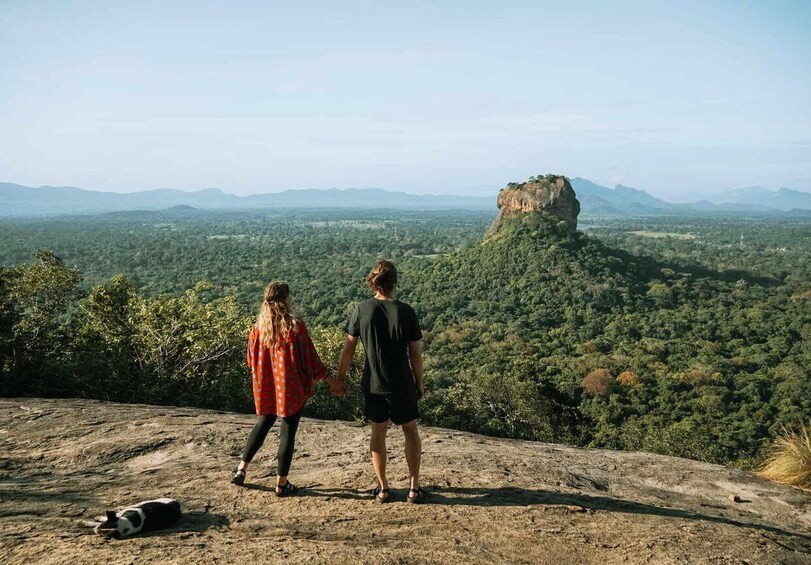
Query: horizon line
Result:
<box><xmin>3</xmin><ymin>178</ymin><xmax>809</xmax><ymax>200</ymax></box>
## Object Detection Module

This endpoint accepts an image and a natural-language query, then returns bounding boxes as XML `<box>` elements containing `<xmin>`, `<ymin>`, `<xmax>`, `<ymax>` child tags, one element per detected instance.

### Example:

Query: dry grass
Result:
<box><xmin>759</xmin><ymin>422</ymin><xmax>811</xmax><ymax>490</ymax></box>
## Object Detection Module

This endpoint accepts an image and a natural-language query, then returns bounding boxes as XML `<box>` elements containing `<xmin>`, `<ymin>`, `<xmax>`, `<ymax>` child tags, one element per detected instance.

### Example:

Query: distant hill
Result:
<box><xmin>0</xmin><ymin>182</ymin><xmax>494</xmax><ymax>217</ymax></box>
<box><xmin>570</xmin><ymin>178</ymin><xmax>811</xmax><ymax>215</ymax></box>
<box><xmin>707</xmin><ymin>186</ymin><xmax>811</xmax><ymax>211</ymax></box>
<box><xmin>242</xmin><ymin>188</ymin><xmax>494</xmax><ymax>210</ymax></box>
<box><xmin>569</xmin><ymin>178</ymin><xmax>676</xmax><ymax>215</ymax></box>
<box><xmin>1</xmin><ymin>179</ymin><xmax>810</xmax><ymax>217</ymax></box>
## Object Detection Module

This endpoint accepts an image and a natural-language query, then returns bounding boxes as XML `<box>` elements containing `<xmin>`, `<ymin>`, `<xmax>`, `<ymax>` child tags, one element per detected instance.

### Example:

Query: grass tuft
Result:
<box><xmin>759</xmin><ymin>422</ymin><xmax>811</xmax><ymax>490</ymax></box>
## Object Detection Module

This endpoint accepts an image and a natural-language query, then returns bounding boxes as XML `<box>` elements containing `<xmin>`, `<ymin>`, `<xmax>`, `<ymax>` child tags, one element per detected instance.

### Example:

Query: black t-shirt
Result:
<box><xmin>344</xmin><ymin>298</ymin><xmax>422</xmax><ymax>395</ymax></box>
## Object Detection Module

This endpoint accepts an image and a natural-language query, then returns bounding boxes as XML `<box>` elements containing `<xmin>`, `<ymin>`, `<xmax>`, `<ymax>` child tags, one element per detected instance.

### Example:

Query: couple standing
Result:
<box><xmin>231</xmin><ymin>260</ymin><xmax>426</xmax><ymax>503</ymax></box>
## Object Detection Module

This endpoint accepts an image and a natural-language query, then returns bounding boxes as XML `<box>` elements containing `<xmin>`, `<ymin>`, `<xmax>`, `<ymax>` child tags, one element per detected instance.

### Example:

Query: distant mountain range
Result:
<box><xmin>568</xmin><ymin>178</ymin><xmax>811</xmax><ymax>215</ymax></box>
<box><xmin>0</xmin><ymin>183</ymin><xmax>492</xmax><ymax>216</ymax></box>
<box><xmin>1</xmin><ymin>180</ymin><xmax>810</xmax><ymax>217</ymax></box>
<box><xmin>569</xmin><ymin>178</ymin><xmax>675</xmax><ymax>215</ymax></box>
<box><xmin>706</xmin><ymin>185</ymin><xmax>811</xmax><ymax>211</ymax></box>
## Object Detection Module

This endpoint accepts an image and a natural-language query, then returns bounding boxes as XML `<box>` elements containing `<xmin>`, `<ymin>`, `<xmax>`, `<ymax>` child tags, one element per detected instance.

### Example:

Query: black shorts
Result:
<box><xmin>364</xmin><ymin>389</ymin><xmax>418</xmax><ymax>425</ymax></box>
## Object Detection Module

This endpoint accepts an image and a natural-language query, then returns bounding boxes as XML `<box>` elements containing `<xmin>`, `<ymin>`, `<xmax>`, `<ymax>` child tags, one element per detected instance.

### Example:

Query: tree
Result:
<box><xmin>582</xmin><ymin>369</ymin><xmax>615</xmax><ymax>397</ymax></box>
<box><xmin>0</xmin><ymin>250</ymin><xmax>82</xmax><ymax>395</ymax></box>
<box><xmin>617</xmin><ymin>370</ymin><xmax>642</xmax><ymax>388</ymax></box>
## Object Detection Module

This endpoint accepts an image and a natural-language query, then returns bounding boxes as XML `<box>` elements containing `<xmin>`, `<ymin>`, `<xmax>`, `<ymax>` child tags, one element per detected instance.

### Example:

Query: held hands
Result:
<box><xmin>326</xmin><ymin>376</ymin><xmax>348</xmax><ymax>397</ymax></box>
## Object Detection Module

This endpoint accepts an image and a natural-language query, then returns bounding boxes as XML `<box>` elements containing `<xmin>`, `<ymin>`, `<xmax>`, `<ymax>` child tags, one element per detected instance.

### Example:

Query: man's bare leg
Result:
<box><xmin>402</xmin><ymin>419</ymin><xmax>421</xmax><ymax>498</ymax></box>
<box><xmin>370</xmin><ymin>421</ymin><xmax>389</xmax><ymax>500</ymax></box>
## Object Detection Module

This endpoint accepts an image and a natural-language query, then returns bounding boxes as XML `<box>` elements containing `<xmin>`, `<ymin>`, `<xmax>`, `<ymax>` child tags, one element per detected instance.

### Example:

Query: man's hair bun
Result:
<box><xmin>366</xmin><ymin>260</ymin><xmax>398</xmax><ymax>293</ymax></box>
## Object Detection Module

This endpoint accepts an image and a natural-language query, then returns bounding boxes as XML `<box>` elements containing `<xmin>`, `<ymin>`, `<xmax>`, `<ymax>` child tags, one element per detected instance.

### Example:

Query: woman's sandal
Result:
<box><xmin>276</xmin><ymin>482</ymin><xmax>298</xmax><ymax>497</ymax></box>
<box><xmin>231</xmin><ymin>467</ymin><xmax>246</xmax><ymax>486</ymax></box>
<box><xmin>372</xmin><ymin>487</ymin><xmax>390</xmax><ymax>503</ymax></box>
<box><xmin>407</xmin><ymin>487</ymin><xmax>426</xmax><ymax>504</ymax></box>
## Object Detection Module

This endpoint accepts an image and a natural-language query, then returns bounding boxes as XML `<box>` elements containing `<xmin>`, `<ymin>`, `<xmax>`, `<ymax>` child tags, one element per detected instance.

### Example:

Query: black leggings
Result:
<box><xmin>241</xmin><ymin>411</ymin><xmax>302</xmax><ymax>477</ymax></box>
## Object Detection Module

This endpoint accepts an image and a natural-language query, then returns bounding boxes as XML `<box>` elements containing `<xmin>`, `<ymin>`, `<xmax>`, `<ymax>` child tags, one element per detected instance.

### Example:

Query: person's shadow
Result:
<box><xmin>243</xmin><ymin>483</ymin><xmax>370</xmax><ymax>501</ymax></box>
<box><xmin>247</xmin><ymin>483</ymin><xmax>810</xmax><ymax>545</ymax></box>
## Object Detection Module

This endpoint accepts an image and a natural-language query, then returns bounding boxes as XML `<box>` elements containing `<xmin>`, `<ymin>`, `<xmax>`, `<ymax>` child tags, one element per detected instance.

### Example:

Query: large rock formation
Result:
<box><xmin>490</xmin><ymin>174</ymin><xmax>581</xmax><ymax>232</ymax></box>
<box><xmin>2</xmin><ymin>399</ymin><xmax>810</xmax><ymax>564</ymax></box>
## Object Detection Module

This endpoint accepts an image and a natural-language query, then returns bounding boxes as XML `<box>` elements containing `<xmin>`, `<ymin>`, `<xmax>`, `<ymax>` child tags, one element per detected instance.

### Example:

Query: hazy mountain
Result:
<box><xmin>241</xmin><ymin>188</ymin><xmax>494</xmax><ymax>210</ymax></box>
<box><xmin>708</xmin><ymin>186</ymin><xmax>811</xmax><ymax>211</ymax></box>
<box><xmin>0</xmin><ymin>183</ymin><xmax>241</xmax><ymax>216</ymax></box>
<box><xmin>0</xmin><ymin>183</ymin><xmax>494</xmax><ymax>216</ymax></box>
<box><xmin>570</xmin><ymin>177</ymin><xmax>675</xmax><ymax>213</ymax></box>
<box><xmin>571</xmin><ymin>178</ymin><xmax>811</xmax><ymax>215</ymax></box>
<box><xmin>2</xmin><ymin>180</ymin><xmax>809</xmax><ymax>217</ymax></box>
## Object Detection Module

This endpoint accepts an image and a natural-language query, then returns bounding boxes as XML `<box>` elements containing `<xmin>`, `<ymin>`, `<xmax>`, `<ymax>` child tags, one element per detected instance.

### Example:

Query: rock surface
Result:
<box><xmin>490</xmin><ymin>175</ymin><xmax>581</xmax><ymax>232</ymax></box>
<box><xmin>1</xmin><ymin>399</ymin><xmax>810</xmax><ymax>564</ymax></box>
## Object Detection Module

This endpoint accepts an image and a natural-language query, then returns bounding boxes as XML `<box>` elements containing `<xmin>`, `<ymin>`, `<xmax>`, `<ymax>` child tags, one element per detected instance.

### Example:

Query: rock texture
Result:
<box><xmin>490</xmin><ymin>175</ymin><xmax>581</xmax><ymax>232</ymax></box>
<box><xmin>1</xmin><ymin>399</ymin><xmax>810</xmax><ymax>564</ymax></box>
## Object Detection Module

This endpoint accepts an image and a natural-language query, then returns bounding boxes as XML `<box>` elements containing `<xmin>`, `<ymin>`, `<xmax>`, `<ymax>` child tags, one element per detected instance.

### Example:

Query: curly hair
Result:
<box><xmin>256</xmin><ymin>281</ymin><xmax>297</xmax><ymax>348</ymax></box>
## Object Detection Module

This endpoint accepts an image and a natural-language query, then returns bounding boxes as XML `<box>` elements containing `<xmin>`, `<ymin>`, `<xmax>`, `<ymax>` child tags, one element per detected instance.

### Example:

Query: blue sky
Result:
<box><xmin>1</xmin><ymin>1</ymin><xmax>809</xmax><ymax>200</ymax></box>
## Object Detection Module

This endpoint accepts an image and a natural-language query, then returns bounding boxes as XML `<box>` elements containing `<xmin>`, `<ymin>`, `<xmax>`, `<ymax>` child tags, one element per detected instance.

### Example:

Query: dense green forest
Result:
<box><xmin>1</xmin><ymin>209</ymin><xmax>808</xmax><ymax>469</ymax></box>
<box><xmin>0</xmin><ymin>209</ymin><xmax>490</xmax><ymax>325</ymax></box>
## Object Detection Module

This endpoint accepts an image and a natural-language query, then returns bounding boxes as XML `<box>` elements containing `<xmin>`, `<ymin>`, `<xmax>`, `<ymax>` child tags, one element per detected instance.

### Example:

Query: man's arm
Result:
<box><xmin>409</xmin><ymin>340</ymin><xmax>424</xmax><ymax>398</ymax></box>
<box><xmin>338</xmin><ymin>335</ymin><xmax>358</xmax><ymax>381</ymax></box>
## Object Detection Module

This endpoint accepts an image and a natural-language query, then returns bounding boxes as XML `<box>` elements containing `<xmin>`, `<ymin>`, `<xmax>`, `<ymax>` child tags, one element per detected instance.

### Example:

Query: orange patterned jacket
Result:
<box><xmin>247</xmin><ymin>319</ymin><xmax>329</xmax><ymax>417</ymax></box>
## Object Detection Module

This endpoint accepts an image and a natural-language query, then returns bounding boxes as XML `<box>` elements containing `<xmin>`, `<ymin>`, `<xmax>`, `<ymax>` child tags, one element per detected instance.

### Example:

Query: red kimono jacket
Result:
<box><xmin>247</xmin><ymin>319</ymin><xmax>329</xmax><ymax>417</ymax></box>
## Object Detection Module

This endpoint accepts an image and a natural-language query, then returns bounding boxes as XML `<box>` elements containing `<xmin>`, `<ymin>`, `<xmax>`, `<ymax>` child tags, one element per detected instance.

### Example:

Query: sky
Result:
<box><xmin>1</xmin><ymin>1</ymin><xmax>810</xmax><ymax>201</ymax></box>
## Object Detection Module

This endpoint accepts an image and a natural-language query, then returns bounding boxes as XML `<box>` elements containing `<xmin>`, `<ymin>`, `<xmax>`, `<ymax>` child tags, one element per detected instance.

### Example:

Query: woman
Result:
<box><xmin>231</xmin><ymin>281</ymin><xmax>344</xmax><ymax>495</ymax></box>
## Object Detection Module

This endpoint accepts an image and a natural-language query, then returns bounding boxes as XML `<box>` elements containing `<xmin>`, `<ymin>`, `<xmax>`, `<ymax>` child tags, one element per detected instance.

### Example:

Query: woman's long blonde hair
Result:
<box><xmin>257</xmin><ymin>281</ymin><xmax>297</xmax><ymax>348</ymax></box>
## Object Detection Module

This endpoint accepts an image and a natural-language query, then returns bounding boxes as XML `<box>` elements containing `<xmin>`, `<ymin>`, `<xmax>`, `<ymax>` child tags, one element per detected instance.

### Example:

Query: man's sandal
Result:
<box><xmin>407</xmin><ymin>487</ymin><xmax>426</xmax><ymax>504</ymax></box>
<box><xmin>276</xmin><ymin>482</ymin><xmax>298</xmax><ymax>497</ymax></box>
<box><xmin>231</xmin><ymin>467</ymin><xmax>246</xmax><ymax>486</ymax></box>
<box><xmin>372</xmin><ymin>487</ymin><xmax>390</xmax><ymax>503</ymax></box>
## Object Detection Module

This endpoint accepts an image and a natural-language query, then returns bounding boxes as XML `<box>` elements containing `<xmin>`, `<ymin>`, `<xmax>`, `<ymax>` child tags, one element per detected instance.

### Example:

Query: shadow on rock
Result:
<box><xmin>428</xmin><ymin>486</ymin><xmax>811</xmax><ymax>543</ymax></box>
<box><xmin>134</xmin><ymin>512</ymin><xmax>231</xmax><ymax>539</ymax></box>
<box><xmin>242</xmin><ymin>483</ymin><xmax>370</xmax><ymax>501</ymax></box>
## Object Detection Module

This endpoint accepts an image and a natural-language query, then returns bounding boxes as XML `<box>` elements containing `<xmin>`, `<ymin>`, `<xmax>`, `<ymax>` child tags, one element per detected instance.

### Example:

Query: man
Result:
<box><xmin>337</xmin><ymin>260</ymin><xmax>425</xmax><ymax>503</ymax></box>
